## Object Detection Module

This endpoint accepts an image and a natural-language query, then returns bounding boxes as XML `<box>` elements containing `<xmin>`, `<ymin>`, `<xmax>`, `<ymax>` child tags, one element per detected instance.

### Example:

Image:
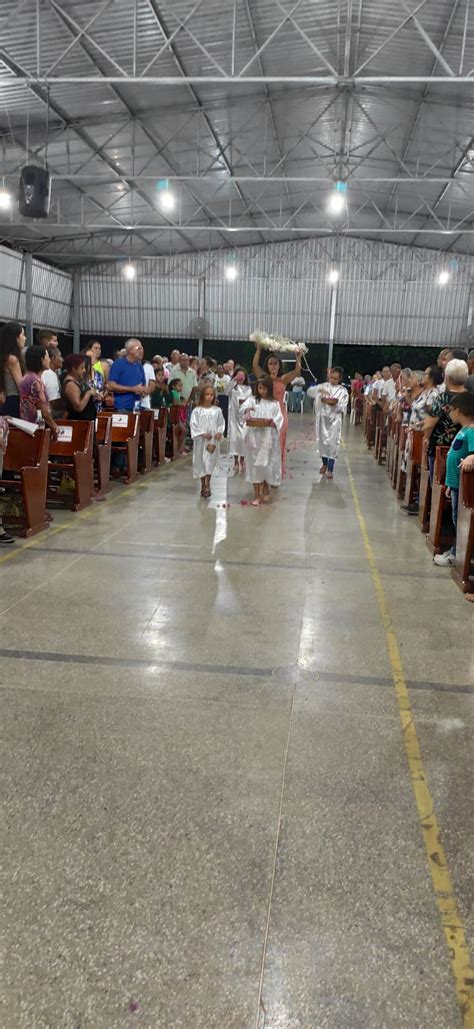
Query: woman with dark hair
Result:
<box><xmin>252</xmin><ymin>338</ymin><xmax>303</xmax><ymax>476</ymax></box>
<box><xmin>307</xmin><ymin>366</ymin><xmax>349</xmax><ymax>479</ymax></box>
<box><xmin>62</xmin><ymin>354</ymin><xmax>99</xmax><ymax>421</ymax></box>
<box><xmin>0</xmin><ymin>322</ymin><xmax>26</xmax><ymax>416</ymax></box>
<box><xmin>240</xmin><ymin>375</ymin><xmax>284</xmax><ymax>505</ymax></box>
<box><xmin>225</xmin><ymin>366</ymin><xmax>252</xmax><ymax>473</ymax></box>
<box><xmin>19</xmin><ymin>345</ymin><xmax>58</xmax><ymax>438</ymax></box>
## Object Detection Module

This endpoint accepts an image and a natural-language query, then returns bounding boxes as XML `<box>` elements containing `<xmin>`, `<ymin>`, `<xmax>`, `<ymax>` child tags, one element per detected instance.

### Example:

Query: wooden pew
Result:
<box><xmin>168</xmin><ymin>405</ymin><xmax>185</xmax><ymax>460</ymax></box>
<box><xmin>403</xmin><ymin>428</ymin><xmax>423</xmax><ymax>507</ymax></box>
<box><xmin>390</xmin><ymin>419</ymin><xmax>401</xmax><ymax>488</ymax></box>
<box><xmin>153</xmin><ymin>407</ymin><xmax>168</xmax><ymax>465</ymax></box>
<box><xmin>395</xmin><ymin>425</ymin><xmax>408</xmax><ymax>497</ymax></box>
<box><xmin>374</xmin><ymin>409</ymin><xmax>385</xmax><ymax>462</ymax></box>
<box><xmin>365</xmin><ymin>402</ymin><xmax>376</xmax><ymax>448</ymax></box>
<box><xmin>98</xmin><ymin>411</ymin><xmax>140</xmax><ymax>484</ymax></box>
<box><xmin>138</xmin><ymin>409</ymin><xmax>154</xmax><ymax>475</ymax></box>
<box><xmin>451</xmin><ymin>470</ymin><xmax>474</xmax><ymax>593</ymax></box>
<box><xmin>48</xmin><ymin>420</ymin><xmax>93</xmax><ymax>511</ymax></box>
<box><xmin>94</xmin><ymin>415</ymin><xmax>112</xmax><ymax>494</ymax></box>
<box><xmin>418</xmin><ymin>438</ymin><xmax>431</xmax><ymax>534</ymax></box>
<box><xmin>427</xmin><ymin>446</ymin><xmax>453</xmax><ymax>555</ymax></box>
<box><xmin>0</xmin><ymin>427</ymin><xmax>50</xmax><ymax>536</ymax></box>
<box><xmin>354</xmin><ymin>395</ymin><xmax>363</xmax><ymax>426</ymax></box>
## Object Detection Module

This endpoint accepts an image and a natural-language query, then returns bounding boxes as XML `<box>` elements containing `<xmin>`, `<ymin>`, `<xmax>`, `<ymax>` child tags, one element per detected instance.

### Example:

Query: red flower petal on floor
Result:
<box><xmin>129</xmin><ymin>999</ymin><xmax>140</xmax><ymax>1013</ymax></box>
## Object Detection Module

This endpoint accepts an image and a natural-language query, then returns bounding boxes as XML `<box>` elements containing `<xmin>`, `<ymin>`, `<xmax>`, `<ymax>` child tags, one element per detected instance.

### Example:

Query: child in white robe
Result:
<box><xmin>225</xmin><ymin>368</ymin><xmax>252</xmax><ymax>473</ymax></box>
<box><xmin>307</xmin><ymin>366</ymin><xmax>349</xmax><ymax>479</ymax></box>
<box><xmin>190</xmin><ymin>383</ymin><xmax>225</xmax><ymax>498</ymax></box>
<box><xmin>240</xmin><ymin>376</ymin><xmax>284</xmax><ymax>505</ymax></box>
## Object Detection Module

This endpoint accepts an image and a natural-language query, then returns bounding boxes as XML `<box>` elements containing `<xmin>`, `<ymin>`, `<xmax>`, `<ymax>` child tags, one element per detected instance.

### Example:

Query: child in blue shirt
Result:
<box><xmin>434</xmin><ymin>391</ymin><xmax>474</xmax><ymax>565</ymax></box>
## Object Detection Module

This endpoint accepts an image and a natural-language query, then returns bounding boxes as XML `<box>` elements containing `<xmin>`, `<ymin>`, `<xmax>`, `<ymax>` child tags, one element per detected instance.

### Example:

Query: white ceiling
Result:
<box><xmin>0</xmin><ymin>0</ymin><xmax>473</xmax><ymax>265</ymax></box>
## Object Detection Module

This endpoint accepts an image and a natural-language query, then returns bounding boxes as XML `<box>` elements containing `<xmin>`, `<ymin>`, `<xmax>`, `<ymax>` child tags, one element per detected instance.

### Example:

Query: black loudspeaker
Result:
<box><xmin>18</xmin><ymin>165</ymin><xmax>51</xmax><ymax>218</ymax></box>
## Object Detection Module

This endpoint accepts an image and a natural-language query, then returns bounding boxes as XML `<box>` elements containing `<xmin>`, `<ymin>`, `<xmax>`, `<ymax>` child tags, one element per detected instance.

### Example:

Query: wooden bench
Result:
<box><xmin>427</xmin><ymin>446</ymin><xmax>453</xmax><ymax>555</ymax></box>
<box><xmin>418</xmin><ymin>437</ymin><xmax>431</xmax><ymax>534</ymax></box>
<box><xmin>48</xmin><ymin>420</ymin><xmax>94</xmax><ymax>511</ymax></box>
<box><xmin>403</xmin><ymin>428</ymin><xmax>423</xmax><ymax>507</ymax></box>
<box><xmin>138</xmin><ymin>409</ymin><xmax>154</xmax><ymax>475</ymax></box>
<box><xmin>451</xmin><ymin>470</ymin><xmax>474</xmax><ymax>593</ymax></box>
<box><xmin>168</xmin><ymin>405</ymin><xmax>185</xmax><ymax>460</ymax></box>
<box><xmin>390</xmin><ymin>419</ymin><xmax>400</xmax><ymax>488</ymax></box>
<box><xmin>153</xmin><ymin>407</ymin><xmax>168</xmax><ymax>465</ymax></box>
<box><xmin>354</xmin><ymin>394</ymin><xmax>363</xmax><ymax>426</ymax></box>
<box><xmin>374</xmin><ymin>409</ymin><xmax>385</xmax><ymax>461</ymax></box>
<box><xmin>0</xmin><ymin>427</ymin><xmax>50</xmax><ymax>536</ymax></box>
<box><xmin>94</xmin><ymin>415</ymin><xmax>112</xmax><ymax>494</ymax></box>
<box><xmin>365</xmin><ymin>402</ymin><xmax>376</xmax><ymax>448</ymax></box>
<box><xmin>395</xmin><ymin>425</ymin><xmax>408</xmax><ymax>497</ymax></box>
<box><xmin>98</xmin><ymin>411</ymin><xmax>140</xmax><ymax>484</ymax></box>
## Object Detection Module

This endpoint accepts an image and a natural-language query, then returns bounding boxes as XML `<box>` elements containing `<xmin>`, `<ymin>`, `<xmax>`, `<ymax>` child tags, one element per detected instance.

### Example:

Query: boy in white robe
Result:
<box><xmin>307</xmin><ymin>366</ymin><xmax>349</xmax><ymax>479</ymax></box>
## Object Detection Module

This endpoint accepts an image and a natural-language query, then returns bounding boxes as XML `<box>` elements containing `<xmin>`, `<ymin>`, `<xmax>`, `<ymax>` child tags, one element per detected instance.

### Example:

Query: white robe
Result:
<box><xmin>240</xmin><ymin>397</ymin><xmax>284</xmax><ymax>485</ymax></box>
<box><xmin>190</xmin><ymin>405</ymin><xmax>225</xmax><ymax>478</ymax></box>
<box><xmin>307</xmin><ymin>383</ymin><xmax>348</xmax><ymax>460</ymax></box>
<box><xmin>225</xmin><ymin>380</ymin><xmax>252</xmax><ymax>456</ymax></box>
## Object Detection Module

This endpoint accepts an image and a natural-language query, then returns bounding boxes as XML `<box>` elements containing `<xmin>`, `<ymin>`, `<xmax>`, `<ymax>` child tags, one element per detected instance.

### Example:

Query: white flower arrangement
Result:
<box><xmin>250</xmin><ymin>330</ymin><xmax>308</xmax><ymax>355</ymax></box>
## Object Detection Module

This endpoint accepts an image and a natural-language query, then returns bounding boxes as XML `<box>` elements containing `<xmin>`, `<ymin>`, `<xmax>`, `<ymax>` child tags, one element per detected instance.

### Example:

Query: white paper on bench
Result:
<box><xmin>154</xmin><ymin>410</ymin><xmax>160</xmax><ymax>420</ymax></box>
<box><xmin>112</xmin><ymin>414</ymin><xmax>128</xmax><ymax>427</ymax></box>
<box><xmin>7</xmin><ymin>418</ymin><xmax>39</xmax><ymax>436</ymax></box>
<box><xmin>57</xmin><ymin>425</ymin><xmax>73</xmax><ymax>442</ymax></box>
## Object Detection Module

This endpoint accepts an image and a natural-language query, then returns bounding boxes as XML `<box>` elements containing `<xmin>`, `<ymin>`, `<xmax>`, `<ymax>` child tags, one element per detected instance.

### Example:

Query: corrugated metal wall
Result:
<box><xmin>79</xmin><ymin>239</ymin><xmax>472</xmax><ymax>347</ymax></box>
<box><xmin>0</xmin><ymin>245</ymin><xmax>72</xmax><ymax>329</ymax></box>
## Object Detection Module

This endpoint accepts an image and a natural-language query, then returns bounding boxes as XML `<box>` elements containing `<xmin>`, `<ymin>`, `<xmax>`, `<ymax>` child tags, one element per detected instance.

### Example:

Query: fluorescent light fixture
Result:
<box><xmin>159</xmin><ymin>189</ymin><xmax>175</xmax><ymax>212</ymax></box>
<box><xmin>0</xmin><ymin>189</ymin><xmax>12</xmax><ymax>210</ymax></box>
<box><xmin>225</xmin><ymin>264</ymin><xmax>238</xmax><ymax>282</ymax></box>
<box><xmin>328</xmin><ymin>267</ymin><xmax>339</xmax><ymax>285</ymax></box>
<box><xmin>123</xmin><ymin>262</ymin><xmax>136</xmax><ymax>281</ymax></box>
<box><xmin>328</xmin><ymin>181</ymin><xmax>347</xmax><ymax>215</ymax></box>
<box><xmin>438</xmin><ymin>269</ymin><xmax>450</xmax><ymax>285</ymax></box>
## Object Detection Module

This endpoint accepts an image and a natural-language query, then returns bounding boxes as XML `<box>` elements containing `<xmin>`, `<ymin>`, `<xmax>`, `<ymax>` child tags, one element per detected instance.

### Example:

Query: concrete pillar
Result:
<box><xmin>72</xmin><ymin>269</ymin><xmax>81</xmax><ymax>352</ymax></box>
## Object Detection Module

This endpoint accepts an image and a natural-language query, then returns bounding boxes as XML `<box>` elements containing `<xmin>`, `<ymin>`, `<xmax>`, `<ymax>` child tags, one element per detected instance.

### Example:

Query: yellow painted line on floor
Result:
<box><xmin>343</xmin><ymin>449</ymin><xmax>474</xmax><ymax>1027</ymax></box>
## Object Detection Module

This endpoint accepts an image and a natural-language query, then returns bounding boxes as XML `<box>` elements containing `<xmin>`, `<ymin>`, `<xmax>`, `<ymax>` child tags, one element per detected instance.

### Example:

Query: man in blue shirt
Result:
<box><xmin>108</xmin><ymin>338</ymin><xmax>147</xmax><ymax>410</ymax></box>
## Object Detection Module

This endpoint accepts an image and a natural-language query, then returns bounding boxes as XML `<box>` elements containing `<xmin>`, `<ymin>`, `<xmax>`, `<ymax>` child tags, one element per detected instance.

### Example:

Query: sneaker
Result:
<box><xmin>433</xmin><ymin>550</ymin><xmax>455</xmax><ymax>566</ymax></box>
<box><xmin>400</xmin><ymin>503</ymin><xmax>419</xmax><ymax>515</ymax></box>
<box><xmin>0</xmin><ymin>531</ymin><xmax>15</xmax><ymax>545</ymax></box>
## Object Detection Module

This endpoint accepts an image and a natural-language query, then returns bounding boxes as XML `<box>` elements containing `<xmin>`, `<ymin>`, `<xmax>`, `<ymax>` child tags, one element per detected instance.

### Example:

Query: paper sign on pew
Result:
<box><xmin>112</xmin><ymin>414</ymin><xmax>129</xmax><ymax>427</ymax></box>
<box><xmin>56</xmin><ymin>425</ymin><xmax>73</xmax><ymax>442</ymax></box>
<box><xmin>7</xmin><ymin>417</ymin><xmax>39</xmax><ymax>436</ymax></box>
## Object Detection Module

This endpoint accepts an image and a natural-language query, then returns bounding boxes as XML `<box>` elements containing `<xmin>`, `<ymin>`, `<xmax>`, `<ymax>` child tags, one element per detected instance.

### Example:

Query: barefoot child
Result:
<box><xmin>307</xmin><ymin>366</ymin><xmax>349</xmax><ymax>479</ymax></box>
<box><xmin>240</xmin><ymin>376</ymin><xmax>283</xmax><ymax>505</ymax></box>
<box><xmin>190</xmin><ymin>383</ymin><xmax>225</xmax><ymax>498</ymax></box>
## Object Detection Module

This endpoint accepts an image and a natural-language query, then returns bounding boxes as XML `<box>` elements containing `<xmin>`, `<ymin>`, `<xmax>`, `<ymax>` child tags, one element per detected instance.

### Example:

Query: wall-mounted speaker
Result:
<box><xmin>18</xmin><ymin>165</ymin><xmax>51</xmax><ymax>219</ymax></box>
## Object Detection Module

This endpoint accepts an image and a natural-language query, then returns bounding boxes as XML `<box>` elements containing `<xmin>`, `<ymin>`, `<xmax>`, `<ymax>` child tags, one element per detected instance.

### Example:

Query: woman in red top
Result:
<box><xmin>19</xmin><ymin>346</ymin><xmax>58</xmax><ymax>438</ymax></box>
<box><xmin>252</xmin><ymin>338</ymin><xmax>303</xmax><ymax>477</ymax></box>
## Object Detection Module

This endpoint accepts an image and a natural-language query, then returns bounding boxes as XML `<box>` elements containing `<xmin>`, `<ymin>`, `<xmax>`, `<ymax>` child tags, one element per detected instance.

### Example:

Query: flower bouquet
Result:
<box><xmin>250</xmin><ymin>330</ymin><xmax>308</xmax><ymax>356</ymax></box>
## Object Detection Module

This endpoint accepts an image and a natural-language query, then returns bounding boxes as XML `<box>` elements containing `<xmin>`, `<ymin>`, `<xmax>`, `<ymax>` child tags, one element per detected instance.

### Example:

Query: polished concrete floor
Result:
<box><xmin>1</xmin><ymin>418</ymin><xmax>472</xmax><ymax>1029</ymax></box>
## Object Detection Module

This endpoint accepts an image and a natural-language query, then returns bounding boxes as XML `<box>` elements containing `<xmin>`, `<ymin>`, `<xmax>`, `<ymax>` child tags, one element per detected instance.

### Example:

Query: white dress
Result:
<box><xmin>240</xmin><ymin>397</ymin><xmax>284</xmax><ymax>485</ymax></box>
<box><xmin>225</xmin><ymin>380</ymin><xmax>252</xmax><ymax>457</ymax></box>
<box><xmin>190</xmin><ymin>405</ymin><xmax>225</xmax><ymax>478</ymax></box>
<box><xmin>307</xmin><ymin>383</ymin><xmax>349</xmax><ymax>460</ymax></box>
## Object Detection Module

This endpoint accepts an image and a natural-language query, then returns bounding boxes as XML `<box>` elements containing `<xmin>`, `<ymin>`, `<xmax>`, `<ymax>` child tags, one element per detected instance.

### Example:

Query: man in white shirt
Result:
<box><xmin>137</xmin><ymin>344</ymin><xmax>156</xmax><ymax>409</ymax></box>
<box><xmin>166</xmin><ymin>349</ymin><xmax>181</xmax><ymax>379</ymax></box>
<box><xmin>381</xmin><ymin>363</ymin><xmax>401</xmax><ymax>410</ymax></box>
<box><xmin>41</xmin><ymin>347</ymin><xmax>64</xmax><ymax>415</ymax></box>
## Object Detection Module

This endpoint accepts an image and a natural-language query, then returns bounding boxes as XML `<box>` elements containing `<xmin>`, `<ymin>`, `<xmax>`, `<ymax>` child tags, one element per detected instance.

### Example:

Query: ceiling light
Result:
<box><xmin>225</xmin><ymin>264</ymin><xmax>238</xmax><ymax>282</ymax></box>
<box><xmin>159</xmin><ymin>189</ymin><xmax>175</xmax><ymax>213</ymax></box>
<box><xmin>0</xmin><ymin>189</ymin><xmax>12</xmax><ymax>210</ymax></box>
<box><xmin>328</xmin><ymin>181</ymin><xmax>347</xmax><ymax>215</ymax></box>
<box><xmin>438</xmin><ymin>269</ymin><xmax>450</xmax><ymax>285</ymax></box>
<box><xmin>328</xmin><ymin>267</ymin><xmax>339</xmax><ymax>285</ymax></box>
<box><xmin>123</xmin><ymin>262</ymin><xmax>136</xmax><ymax>281</ymax></box>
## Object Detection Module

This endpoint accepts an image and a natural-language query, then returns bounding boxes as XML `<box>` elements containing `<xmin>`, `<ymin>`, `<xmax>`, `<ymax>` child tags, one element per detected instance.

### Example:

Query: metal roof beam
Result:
<box><xmin>1</xmin><ymin>76</ymin><xmax>473</xmax><ymax>84</ymax></box>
